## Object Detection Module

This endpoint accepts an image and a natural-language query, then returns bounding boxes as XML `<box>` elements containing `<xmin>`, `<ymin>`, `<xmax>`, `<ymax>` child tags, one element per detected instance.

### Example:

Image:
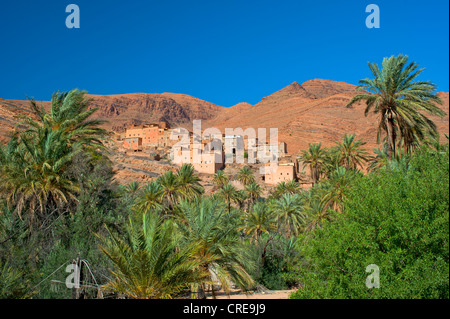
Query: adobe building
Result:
<box><xmin>124</xmin><ymin>122</ymin><xmax>171</xmax><ymax>147</ymax></box>
<box><xmin>123</xmin><ymin>137</ymin><xmax>143</xmax><ymax>152</ymax></box>
<box><xmin>263</xmin><ymin>162</ymin><xmax>296</xmax><ymax>185</ymax></box>
<box><xmin>172</xmin><ymin>138</ymin><xmax>224</xmax><ymax>175</ymax></box>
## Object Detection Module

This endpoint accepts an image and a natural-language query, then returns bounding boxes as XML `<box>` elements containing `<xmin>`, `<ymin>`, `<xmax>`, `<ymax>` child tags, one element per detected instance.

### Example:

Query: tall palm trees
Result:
<box><xmin>213</xmin><ymin>170</ymin><xmax>229</xmax><ymax>189</ymax></box>
<box><xmin>237</xmin><ymin>166</ymin><xmax>255</xmax><ymax>186</ymax></box>
<box><xmin>245</xmin><ymin>182</ymin><xmax>262</xmax><ymax>210</ymax></box>
<box><xmin>218</xmin><ymin>184</ymin><xmax>240</xmax><ymax>213</ymax></box>
<box><xmin>270</xmin><ymin>193</ymin><xmax>306</xmax><ymax>238</ymax></box>
<box><xmin>97</xmin><ymin>213</ymin><xmax>204</xmax><ymax>299</ymax></box>
<box><xmin>155</xmin><ymin>164</ymin><xmax>203</xmax><ymax>212</ymax></box>
<box><xmin>334</xmin><ymin>133</ymin><xmax>370</xmax><ymax>170</ymax></box>
<box><xmin>239</xmin><ymin>201</ymin><xmax>275</xmax><ymax>243</ymax></box>
<box><xmin>298</xmin><ymin>143</ymin><xmax>327</xmax><ymax>185</ymax></box>
<box><xmin>176</xmin><ymin>164</ymin><xmax>203</xmax><ymax>200</ymax></box>
<box><xmin>346</xmin><ymin>54</ymin><xmax>446</xmax><ymax>159</ymax></box>
<box><xmin>133</xmin><ymin>181</ymin><xmax>163</xmax><ymax>215</ymax></box>
<box><xmin>176</xmin><ymin>198</ymin><xmax>255</xmax><ymax>298</ymax></box>
<box><xmin>0</xmin><ymin>89</ymin><xmax>108</xmax><ymax>224</ymax></box>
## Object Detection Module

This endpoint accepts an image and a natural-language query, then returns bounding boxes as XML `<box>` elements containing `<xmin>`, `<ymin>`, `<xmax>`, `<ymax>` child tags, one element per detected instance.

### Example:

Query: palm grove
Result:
<box><xmin>0</xmin><ymin>54</ymin><xmax>448</xmax><ymax>299</ymax></box>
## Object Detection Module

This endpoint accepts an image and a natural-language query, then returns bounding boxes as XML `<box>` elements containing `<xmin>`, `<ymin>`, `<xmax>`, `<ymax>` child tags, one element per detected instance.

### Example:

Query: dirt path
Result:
<box><xmin>208</xmin><ymin>290</ymin><xmax>294</xmax><ymax>299</ymax></box>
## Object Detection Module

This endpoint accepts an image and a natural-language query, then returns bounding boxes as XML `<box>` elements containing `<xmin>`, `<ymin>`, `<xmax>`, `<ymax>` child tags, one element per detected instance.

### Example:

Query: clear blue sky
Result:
<box><xmin>0</xmin><ymin>0</ymin><xmax>448</xmax><ymax>107</ymax></box>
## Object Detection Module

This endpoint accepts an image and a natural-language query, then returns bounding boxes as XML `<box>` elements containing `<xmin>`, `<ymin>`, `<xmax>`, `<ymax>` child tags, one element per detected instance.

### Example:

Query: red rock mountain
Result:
<box><xmin>86</xmin><ymin>92</ymin><xmax>225</xmax><ymax>132</ymax></box>
<box><xmin>205</xmin><ymin>79</ymin><xmax>449</xmax><ymax>153</ymax></box>
<box><xmin>1</xmin><ymin>80</ymin><xmax>448</xmax><ymax>155</ymax></box>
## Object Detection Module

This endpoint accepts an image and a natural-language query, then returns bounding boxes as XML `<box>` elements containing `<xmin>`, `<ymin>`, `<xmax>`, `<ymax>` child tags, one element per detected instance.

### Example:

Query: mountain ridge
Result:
<box><xmin>1</xmin><ymin>79</ymin><xmax>448</xmax><ymax>153</ymax></box>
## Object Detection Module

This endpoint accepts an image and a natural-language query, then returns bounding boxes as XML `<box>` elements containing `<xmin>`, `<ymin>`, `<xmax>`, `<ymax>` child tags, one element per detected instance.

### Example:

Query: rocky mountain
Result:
<box><xmin>205</xmin><ymin>79</ymin><xmax>449</xmax><ymax>154</ymax></box>
<box><xmin>85</xmin><ymin>92</ymin><xmax>225</xmax><ymax>132</ymax></box>
<box><xmin>1</xmin><ymin>80</ymin><xmax>448</xmax><ymax>155</ymax></box>
<box><xmin>0</xmin><ymin>93</ymin><xmax>225</xmax><ymax>139</ymax></box>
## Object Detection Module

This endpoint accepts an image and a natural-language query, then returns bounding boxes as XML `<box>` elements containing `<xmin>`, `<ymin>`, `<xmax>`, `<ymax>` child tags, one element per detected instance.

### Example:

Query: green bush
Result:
<box><xmin>291</xmin><ymin>147</ymin><xmax>449</xmax><ymax>299</ymax></box>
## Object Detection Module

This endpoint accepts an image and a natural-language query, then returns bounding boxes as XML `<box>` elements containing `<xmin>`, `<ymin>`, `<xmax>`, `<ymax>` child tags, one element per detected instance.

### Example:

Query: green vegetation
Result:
<box><xmin>0</xmin><ymin>55</ymin><xmax>448</xmax><ymax>299</ymax></box>
<box><xmin>290</xmin><ymin>147</ymin><xmax>449</xmax><ymax>298</ymax></box>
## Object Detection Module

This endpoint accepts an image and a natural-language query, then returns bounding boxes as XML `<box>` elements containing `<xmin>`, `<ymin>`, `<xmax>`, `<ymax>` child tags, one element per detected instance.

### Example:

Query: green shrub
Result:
<box><xmin>291</xmin><ymin>147</ymin><xmax>449</xmax><ymax>299</ymax></box>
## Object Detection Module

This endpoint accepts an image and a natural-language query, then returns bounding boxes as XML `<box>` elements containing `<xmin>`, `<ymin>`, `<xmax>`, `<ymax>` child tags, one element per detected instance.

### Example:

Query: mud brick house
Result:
<box><xmin>124</xmin><ymin>122</ymin><xmax>171</xmax><ymax>148</ymax></box>
<box><xmin>123</xmin><ymin>136</ymin><xmax>143</xmax><ymax>151</ymax></box>
<box><xmin>172</xmin><ymin>138</ymin><xmax>224</xmax><ymax>175</ymax></box>
<box><xmin>264</xmin><ymin>161</ymin><xmax>296</xmax><ymax>185</ymax></box>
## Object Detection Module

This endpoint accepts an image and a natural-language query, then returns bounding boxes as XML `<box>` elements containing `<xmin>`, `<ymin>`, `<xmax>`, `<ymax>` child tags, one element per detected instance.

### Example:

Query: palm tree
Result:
<box><xmin>298</xmin><ymin>143</ymin><xmax>327</xmax><ymax>185</ymax></box>
<box><xmin>213</xmin><ymin>170</ymin><xmax>229</xmax><ymax>189</ymax></box>
<box><xmin>284</xmin><ymin>180</ymin><xmax>301</xmax><ymax>194</ymax></box>
<box><xmin>244</xmin><ymin>182</ymin><xmax>262</xmax><ymax>210</ymax></box>
<box><xmin>270</xmin><ymin>193</ymin><xmax>306</xmax><ymax>238</ymax></box>
<box><xmin>271</xmin><ymin>180</ymin><xmax>301</xmax><ymax>199</ymax></box>
<box><xmin>218</xmin><ymin>183</ymin><xmax>240</xmax><ymax>213</ymax></box>
<box><xmin>367</xmin><ymin>147</ymin><xmax>389</xmax><ymax>172</ymax></box>
<box><xmin>335</xmin><ymin>134</ymin><xmax>370</xmax><ymax>170</ymax></box>
<box><xmin>97</xmin><ymin>213</ymin><xmax>204</xmax><ymax>299</ymax></box>
<box><xmin>133</xmin><ymin>181</ymin><xmax>164</xmax><ymax>215</ymax></box>
<box><xmin>239</xmin><ymin>201</ymin><xmax>275</xmax><ymax>243</ymax></box>
<box><xmin>0</xmin><ymin>89</ymin><xmax>108</xmax><ymax>225</ymax></box>
<box><xmin>346</xmin><ymin>54</ymin><xmax>446</xmax><ymax>159</ymax></box>
<box><xmin>156</xmin><ymin>170</ymin><xmax>181</xmax><ymax>212</ymax></box>
<box><xmin>234</xmin><ymin>190</ymin><xmax>248</xmax><ymax>210</ymax></box>
<box><xmin>176</xmin><ymin>164</ymin><xmax>203</xmax><ymax>200</ymax></box>
<box><xmin>237</xmin><ymin>166</ymin><xmax>255</xmax><ymax>186</ymax></box>
<box><xmin>0</xmin><ymin>129</ymin><xmax>79</xmax><ymax>225</ymax></box>
<box><xmin>19</xmin><ymin>89</ymin><xmax>109</xmax><ymax>152</ymax></box>
<box><xmin>320</xmin><ymin>166</ymin><xmax>357</xmax><ymax>212</ymax></box>
<box><xmin>272</xmin><ymin>181</ymin><xmax>288</xmax><ymax>199</ymax></box>
<box><xmin>303</xmin><ymin>193</ymin><xmax>330</xmax><ymax>231</ymax></box>
<box><xmin>175</xmin><ymin>198</ymin><xmax>255</xmax><ymax>298</ymax></box>
<box><xmin>125</xmin><ymin>181</ymin><xmax>141</xmax><ymax>196</ymax></box>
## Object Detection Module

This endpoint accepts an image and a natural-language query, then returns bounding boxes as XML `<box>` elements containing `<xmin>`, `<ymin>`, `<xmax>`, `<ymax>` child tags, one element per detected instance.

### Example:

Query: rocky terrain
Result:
<box><xmin>1</xmin><ymin>79</ymin><xmax>448</xmax><ymax>185</ymax></box>
<box><xmin>205</xmin><ymin>79</ymin><xmax>449</xmax><ymax>154</ymax></box>
<box><xmin>86</xmin><ymin>92</ymin><xmax>225</xmax><ymax>132</ymax></box>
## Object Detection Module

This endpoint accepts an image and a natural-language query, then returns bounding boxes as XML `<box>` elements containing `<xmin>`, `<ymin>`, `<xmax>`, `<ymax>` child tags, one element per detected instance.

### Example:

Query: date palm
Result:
<box><xmin>298</xmin><ymin>143</ymin><xmax>327</xmax><ymax>185</ymax></box>
<box><xmin>284</xmin><ymin>180</ymin><xmax>301</xmax><ymax>194</ymax></box>
<box><xmin>346</xmin><ymin>54</ymin><xmax>446</xmax><ymax>159</ymax></box>
<box><xmin>156</xmin><ymin>170</ymin><xmax>181</xmax><ymax>212</ymax></box>
<box><xmin>97</xmin><ymin>213</ymin><xmax>204</xmax><ymax>299</ymax></box>
<box><xmin>133</xmin><ymin>181</ymin><xmax>164</xmax><ymax>215</ymax></box>
<box><xmin>176</xmin><ymin>164</ymin><xmax>203</xmax><ymax>200</ymax></box>
<box><xmin>19</xmin><ymin>89</ymin><xmax>109</xmax><ymax>151</ymax></box>
<box><xmin>239</xmin><ymin>201</ymin><xmax>275</xmax><ymax>243</ymax></box>
<box><xmin>335</xmin><ymin>134</ymin><xmax>370</xmax><ymax>170</ymax></box>
<box><xmin>237</xmin><ymin>166</ymin><xmax>255</xmax><ymax>186</ymax></box>
<box><xmin>320</xmin><ymin>166</ymin><xmax>357</xmax><ymax>212</ymax></box>
<box><xmin>218</xmin><ymin>183</ymin><xmax>240</xmax><ymax>213</ymax></box>
<box><xmin>272</xmin><ymin>180</ymin><xmax>301</xmax><ymax>198</ymax></box>
<box><xmin>303</xmin><ymin>193</ymin><xmax>330</xmax><ymax>231</ymax></box>
<box><xmin>0</xmin><ymin>128</ymin><xmax>79</xmax><ymax>224</ymax></box>
<box><xmin>245</xmin><ymin>182</ymin><xmax>262</xmax><ymax>209</ymax></box>
<box><xmin>212</xmin><ymin>170</ymin><xmax>229</xmax><ymax>189</ymax></box>
<box><xmin>270</xmin><ymin>193</ymin><xmax>306</xmax><ymax>238</ymax></box>
<box><xmin>0</xmin><ymin>89</ymin><xmax>108</xmax><ymax>225</ymax></box>
<box><xmin>175</xmin><ymin>198</ymin><xmax>255</xmax><ymax>298</ymax></box>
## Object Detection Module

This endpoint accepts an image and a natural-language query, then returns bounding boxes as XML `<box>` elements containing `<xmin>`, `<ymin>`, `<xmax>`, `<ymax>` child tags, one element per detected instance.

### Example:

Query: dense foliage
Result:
<box><xmin>290</xmin><ymin>147</ymin><xmax>449</xmax><ymax>298</ymax></box>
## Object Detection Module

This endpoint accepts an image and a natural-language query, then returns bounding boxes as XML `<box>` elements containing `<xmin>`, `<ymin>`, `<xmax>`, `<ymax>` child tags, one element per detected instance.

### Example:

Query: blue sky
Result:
<box><xmin>0</xmin><ymin>0</ymin><xmax>448</xmax><ymax>106</ymax></box>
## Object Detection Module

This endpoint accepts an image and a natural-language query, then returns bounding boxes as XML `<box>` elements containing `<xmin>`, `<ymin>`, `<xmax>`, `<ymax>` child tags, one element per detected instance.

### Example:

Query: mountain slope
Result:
<box><xmin>1</xmin><ymin>80</ymin><xmax>448</xmax><ymax>155</ymax></box>
<box><xmin>206</xmin><ymin>79</ymin><xmax>449</xmax><ymax>154</ymax></box>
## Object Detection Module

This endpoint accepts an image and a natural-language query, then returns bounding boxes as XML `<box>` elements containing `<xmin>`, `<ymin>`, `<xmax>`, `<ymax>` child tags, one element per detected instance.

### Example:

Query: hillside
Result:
<box><xmin>205</xmin><ymin>79</ymin><xmax>449</xmax><ymax>154</ymax></box>
<box><xmin>1</xmin><ymin>80</ymin><xmax>448</xmax><ymax>155</ymax></box>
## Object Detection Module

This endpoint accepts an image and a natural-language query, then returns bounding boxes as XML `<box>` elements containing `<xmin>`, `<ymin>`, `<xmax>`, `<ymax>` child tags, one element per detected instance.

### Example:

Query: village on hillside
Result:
<box><xmin>112</xmin><ymin>121</ymin><xmax>312</xmax><ymax>191</ymax></box>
